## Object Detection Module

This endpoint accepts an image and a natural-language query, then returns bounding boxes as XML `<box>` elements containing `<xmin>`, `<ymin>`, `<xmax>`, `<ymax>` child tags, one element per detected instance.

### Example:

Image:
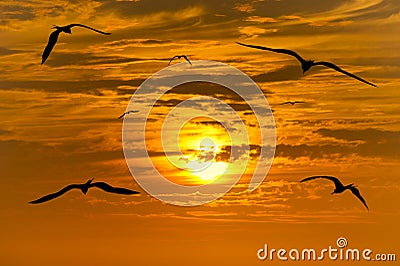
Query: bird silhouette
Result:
<box><xmin>118</xmin><ymin>110</ymin><xmax>139</xmax><ymax>119</ymax></box>
<box><xmin>168</xmin><ymin>55</ymin><xmax>192</xmax><ymax>65</ymax></box>
<box><xmin>41</xmin><ymin>24</ymin><xmax>111</xmax><ymax>65</ymax></box>
<box><xmin>279</xmin><ymin>101</ymin><xmax>305</xmax><ymax>106</ymax></box>
<box><xmin>300</xmin><ymin>175</ymin><xmax>369</xmax><ymax>211</ymax></box>
<box><xmin>236</xmin><ymin>42</ymin><xmax>377</xmax><ymax>87</ymax></box>
<box><xmin>29</xmin><ymin>178</ymin><xmax>139</xmax><ymax>204</ymax></box>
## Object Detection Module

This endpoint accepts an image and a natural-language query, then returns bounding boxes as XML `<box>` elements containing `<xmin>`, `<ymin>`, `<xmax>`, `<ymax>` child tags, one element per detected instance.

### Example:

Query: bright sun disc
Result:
<box><xmin>190</xmin><ymin>161</ymin><xmax>229</xmax><ymax>181</ymax></box>
<box><xmin>184</xmin><ymin>137</ymin><xmax>228</xmax><ymax>181</ymax></box>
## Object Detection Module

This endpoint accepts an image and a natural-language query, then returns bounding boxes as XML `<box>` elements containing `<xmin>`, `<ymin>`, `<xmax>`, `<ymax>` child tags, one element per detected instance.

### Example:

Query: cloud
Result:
<box><xmin>308</xmin><ymin>19</ymin><xmax>353</xmax><ymax>27</ymax></box>
<box><xmin>101</xmin><ymin>39</ymin><xmax>173</xmax><ymax>49</ymax></box>
<box><xmin>0</xmin><ymin>0</ymin><xmax>102</xmax><ymax>30</ymax></box>
<box><xmin>194</xmin><ymin>121</ymin><xmax>222</xmax><ymax>127</ymax></box>
<box><xmin>315</xmin><ymin>128</ymin><xmax>400</xmax><ymax>158</ymax></box>
<box><xmin>0</xmin><ymin>137</ymin><xmax>125</xmax><ymax>177</ymax></box>
<box><xmin>251</xmin><ymin>65</ymin><xmax>302</xmax><ymax>83</ymax></box>
<box><xmin>186</xmin><ymin>211</ymin><xmax>238</xmax><ymax>217</ymax></box>
<box><xmin>0</xmin><ymin>47</ymin><xmax>23</xmax><ymax>56</ymax></box>
<box><xmin>276</xmin><ymin>143</ymin><xmax>351</xmax><ymax>160</ymax></box>
<box><xmin>0</xmin><ymin>129</ymin><xmax>11</xmax><ymax>136</ymax></box>
<box><xmin>97</xmin><ymin>3</ymin><xmax>205</xmax><ymax>26</ymax></box>
<box><xmin>275</xmin><ymin>128</ymin><xmax>400</xmax><ymax>160</ymax></box>
<box><xmin>163</xmin><ymin>81</ymin><xmax>247</xmax><ymax>103</ymax></box>
<box><xmin>239</xmin><ymin>26</ymin><xmax>277</xmax><ymax>38</ymax></box>
<box><xmin>0</xmin><ymin>4</ymin><xmax>35</xmax><ymax>21</ymax></box>
<box><xmin>280</xmin><ymin>15</ymin><xmax>303</xmax><ymax>20</ymax></box>
<box><xmin>234</xmin><ymin>3</ymin><xmax>256</xmax><ymax>13</ymax></box>
<box><xmin>244</xmin><ymin>16</ymin><xmax>280</xmax><ymax>23</ymax></box>
<box><xmin>215</xmin><ymin>144</ymin><xmax>265</xmax><ymax>162</ymax></box>
<box><xmin>42</xmin><ymin>51</ymin><xmax>163</xmax><ymax>67</ymax></box>
<box><xmin>0</xmin><ymin>78</ymin><xmax>144</xmax><ymax>95</ymax></box>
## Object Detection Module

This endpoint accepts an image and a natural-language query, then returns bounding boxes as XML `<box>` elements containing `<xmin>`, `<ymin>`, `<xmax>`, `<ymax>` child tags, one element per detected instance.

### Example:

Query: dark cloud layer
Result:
<box><xmin>276</xmin><ymin>128</ymin><xmax>400</xmax><ymax>160</ymax></box>
<box><xmin>0</xmin><ymin>78</ymin><xmax>144</xmax><ymax>95</ymax></box>
<box><xmin>252</xmin><ymin>65</ymin><xmax>302</xmax><ymax>83</ymax></box>
<box><xmin>0</xmin><ymin>47</ymin><xmax>23</xmax><ymax>56</ymax></box>
<box><xmin>44</xmin><ymin>52</ymin><xmax>166</xmax><ymax>67</ymax></box>
<box><xmin>316</xmin><ymin>128</ymin><xmax>400</xmax><ymax>158</ymax></box>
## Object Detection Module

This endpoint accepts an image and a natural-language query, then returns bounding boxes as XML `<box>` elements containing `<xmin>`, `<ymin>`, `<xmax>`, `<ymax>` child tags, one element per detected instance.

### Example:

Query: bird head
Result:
<box><xmin>52</xmin><ymin>25</ymin><xmax>72</xmax><ymax>34</ymax></box>
<box><xmin>302</xmin><ymin>60</ymin><xmax>314</xmax><ymax>74</ymax></box>
<box><xmin>82</xmin><ymin>178</ymin><xmax>94</xmax><ymax>194</ymax></box>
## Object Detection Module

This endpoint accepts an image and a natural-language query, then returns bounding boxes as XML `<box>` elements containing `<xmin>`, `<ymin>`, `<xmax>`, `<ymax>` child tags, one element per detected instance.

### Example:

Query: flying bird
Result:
<box><xmin>41</xmin><ymin>24</ymin><xmax>111</xmax><ymax>65</ymax></box>
<box><xmin>236</xmin><ymin>42</ymin><xmax>377</xmax><ymax>87</ymax></box>
<box><xmin>300</xmin><ymin>175</ymin><xmax>369</xmax><ymax>211</ymax></box>
<box><xmin>168</xmin><ymin>55</ymin><xmax>192</xmax><ymax>65</ymax></box>
<box><xmin>118</xmin><ymin>110</ymin><xmax>139</xmax><ymax>119</ymax></box>
<box><xmin>29</xmin><ymin>178</ymin><xmax>139</xmax><ymax>204</ymax></box>
<box><xmin>279</xmin><ymin>101</ymin><xmax>305</xmax><ymax>106</ymax></box>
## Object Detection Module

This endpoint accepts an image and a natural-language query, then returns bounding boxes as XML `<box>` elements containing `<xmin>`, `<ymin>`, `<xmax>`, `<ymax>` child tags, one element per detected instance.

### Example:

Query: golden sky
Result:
<box><xmin>0</xmin><ymin>0</ymin><xmax>399</xmax><ymax>265</ymax></box>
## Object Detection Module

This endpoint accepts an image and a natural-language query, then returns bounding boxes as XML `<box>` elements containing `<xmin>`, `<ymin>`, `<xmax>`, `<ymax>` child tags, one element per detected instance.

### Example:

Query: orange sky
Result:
<box><xmin>0</xmin><ymin>0</ymin><xmax>399</xmax><ymax>265</ymax></box>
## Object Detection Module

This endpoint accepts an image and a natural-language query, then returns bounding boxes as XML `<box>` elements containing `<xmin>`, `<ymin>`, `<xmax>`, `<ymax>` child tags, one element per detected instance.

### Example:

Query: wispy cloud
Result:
<box><xmin>244</xmin><ymin>15</ymin><xmax>279</xmax><ymax>23</ymax></box>
<box><xmin>239</xmin><ymin>26</ymin><xmax>277</xmax><ymax>38</ymax></box>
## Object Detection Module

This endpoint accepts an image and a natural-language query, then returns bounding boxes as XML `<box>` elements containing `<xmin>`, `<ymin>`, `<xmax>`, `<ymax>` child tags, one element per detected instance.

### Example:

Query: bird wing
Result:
<box><xmin>300</xmin><ymin>175</ymin><xmax>344</xmax><ymax>189</ymax></box>
<box><xmin>168</xmin><ymin>56</ymin><xmax>178</xmax><ymax>65</ymax></box>
<box><xmin>29</xmin><ymin>184</ymin><xmax>81</xmax><ymax>204</ymax></box>
<box><xmin>313</xmin><ymin>61</ymin><xmax>377</xmax><ymax>87</ymax></box>
<box><xmin>69</xmin><ymin>24</ymin><xmax>111</xmax><ymax>35</ymax></box>
<box><xmin>236</xmin><ymin>42</ymin><xmax>306</xmax><ymax>63</ymax></box>
<box><xmin>279</xmin><ymin>101</ymin><xmax>291</xmax><ymax>105</ymax></box>
<box><xmin>127</xmin><ymin>110</ymin><xmax>139</xmax><ymax>114</ymax></box>
<box><xmin>182</xmin><ymin>55</ymin><xmax>192</xmax><ymax>65</ymax></box>
<box><xmin>91</xmin><ymin>182</ymin><xmax>140</xmax><ymax>195</ymax></box>
<box><xmin>41</xmin><ymin>30</ymin><xmax>61</xmax><ymax>65</ymax></box>
<box><xmin>118</xmin><ymin>110</ymin><xmax>138</xmax><ymax>119</ymax></box>
<box><xmin>349</xmin><ymin>186</ymin><xmax>369</xmax><ymax>211</ymax></box>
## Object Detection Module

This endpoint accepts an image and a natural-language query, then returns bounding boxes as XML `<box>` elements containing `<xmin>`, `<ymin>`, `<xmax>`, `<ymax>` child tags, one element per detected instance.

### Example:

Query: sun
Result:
<box><xmin>183</xmin><ymin>137</ymin><xmax>229</xmax><ymax>181</ymax></box>
<box><xmin>190</xmin><ymin>161</ymin><xmax>229</xmax><ymax>181</ymax></box>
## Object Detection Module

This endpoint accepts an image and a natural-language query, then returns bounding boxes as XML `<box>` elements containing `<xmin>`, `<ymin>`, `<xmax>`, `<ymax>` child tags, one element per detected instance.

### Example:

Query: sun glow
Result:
<box><xmin>177</xmin><ymin>118</ymin><xmax>232</xmax><ymax>182</ymax></box>
<box><xmin>183</xmin><ymin>137</ymin><xmax>229</xmax><ymax>181</ymax></box>
<box><xmin>189</xmin><ymin>161</ymin><xmax>229</xmax><ymax>181</ymax></box>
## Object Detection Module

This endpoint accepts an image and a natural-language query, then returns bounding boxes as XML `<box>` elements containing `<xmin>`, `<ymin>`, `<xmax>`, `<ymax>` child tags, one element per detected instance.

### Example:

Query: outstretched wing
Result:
<box><xmin>127</xmin><ymin>110</ymin><xmax>139</xmax><ymax>115</ymax></box>
<box><xmin>41</xmin><ymin>30</ymin><xmax>61</xmax><ymax>65</ymax></box>
<box><xmin>279</xmin><ymin>101</ymin><xmax>305</xmax><ymax>105</ymax></box>
<box><xmin>349</xmin><ymin>186</ymin><xmax>369</xmax><ymax>211</ymax></box>
<box><xmin>118</xmin><ymin>110</ymin><xmax>138</xmax><ymax>119</ymax></box>
<box><xmin>313</xmin><ymin>61</ymin><xmax>377</xmax><ymax>87</ymax></box>
<box><xmin>91</xmin><ymin>182</ymin><xmax>140</xmax><ymax>195</ymax></box>
<box><xmin>29</xmin><ymin>184</ymin><xmax>81</xmax><ymax>204</ymax></box>
<box><xmin>300</xmin><ymin>175</ymin><xmax>344</xmax><ymax>189</ymax></box>
<box><xmin>168</xmin><ymin>56</ymin><xmax>178</xmax><ymax>65</ymax></box>
<box><xmin>69</xmin><ymin>24</ymin><xmax>111</xmax><ymax>35</ymax></box>
<box><xmin>236</xmin><ymin>42</ymin><xmax>306</xmax><ymax>64</ymax></box>
<box><xmin>182</xmin><ymin>55</ymin><xmax>192</xmax><ymax>65</ymax></box>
